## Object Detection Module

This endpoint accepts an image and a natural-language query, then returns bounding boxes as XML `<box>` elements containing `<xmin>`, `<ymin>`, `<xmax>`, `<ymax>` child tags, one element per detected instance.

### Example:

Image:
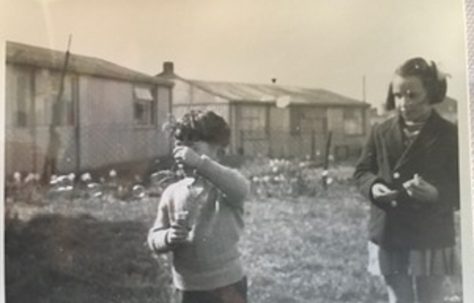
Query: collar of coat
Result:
<box><xmin>381</xmin><ymin>109</ymin><xmax>446</xmax><ymax>171</ymax></box>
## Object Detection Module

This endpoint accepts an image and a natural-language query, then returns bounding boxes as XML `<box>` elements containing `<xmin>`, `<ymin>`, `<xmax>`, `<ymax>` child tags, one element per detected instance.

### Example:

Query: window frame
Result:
<box><xmin>133</xmin><ymin>85</ymin><xmax>157</xmax><ymax>127</ymax></box>
<box><xmin>290</xmin><ymin>106</ymin><xmax>327</xmax><ymax>135</ymax></box>
<box><xmin>238</xmin><ymin>104</ymin><xmax>269</xmax><ymax>139</ymax></box>
<box><xmin>343</xmin><ymin>107</ymin><xmax>365</xmax><ymax>136</ymax></box>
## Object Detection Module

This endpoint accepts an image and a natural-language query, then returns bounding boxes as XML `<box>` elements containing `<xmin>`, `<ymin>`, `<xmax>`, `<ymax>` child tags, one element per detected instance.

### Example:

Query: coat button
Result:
<box><xmin>391</xmin><ymin>200</ymin><xmax>398</xmax><ymax>207</ymax></box>
<box><xmin>393</xmin><ymin>172</ymin><xmax>400</xmax><ymax>179</ymax></box>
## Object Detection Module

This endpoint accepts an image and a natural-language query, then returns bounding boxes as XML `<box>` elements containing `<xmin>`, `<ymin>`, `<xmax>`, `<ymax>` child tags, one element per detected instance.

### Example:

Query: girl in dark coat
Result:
<box><xmin>354</xmin><ymin>57</ymin><xmax>460</xmax><ymax>303</ymax></box>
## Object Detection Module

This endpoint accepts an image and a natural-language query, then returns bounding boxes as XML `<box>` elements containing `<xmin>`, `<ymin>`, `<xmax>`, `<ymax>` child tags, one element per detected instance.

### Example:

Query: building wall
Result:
<box><xmin>78</xmin><ymin>76</ymin><xmax>171</xmax><ymax>170</ymax></box>
<box><xmin>5</xmin><ymin>65</ymin><xmax>78</xmax><ymax>174</ymax></box>
<box><xmin>233</xmin><ymin>104</ymin><xmax>368</xmax><ymax>159</ymax></box>
<box><xmin>328</xmin><ymin>106</ymin><xmax>370</xmax><ymax>160</ymax></box>
<box><xmin>171</xmin><ymin>79</ymin><xmax>192</xmax><ymax>105</ymax></box>
<box><xmin>5</xmin><ymin>63</ymin><xmax>172</xmax><ymax>175</ymax></box>
<box><xmin>267</xmin><ymin>106</ymin><xmax>290</xmax><ymax>157</ymax></box>
<box><xmin>234</xmin><ymin>104</ymin><xmax>271</xmax><ymax>156</ymax></box>
<box><xmin>278</xmin><ymin>105</ymin><xmax>369</xmax><ymax>160</ymax></box>
<box><xmin>327</xmin><ymin>107</ymin><xmax>344</xmax><ymax>134</ymax></box>
<box><xmin>5</xmin><ymin>64</ymin><xmax>35</xmax><ymax>174</ymax></box>
<box><xmin>169</xmin><ymin>78</ymin><xmax>370</xmax><ymax>159</ymax></box>
<box><xmin>157</xmin><ymin>86</ymin><xmax>172</xmax><ymax>154</ymax></box>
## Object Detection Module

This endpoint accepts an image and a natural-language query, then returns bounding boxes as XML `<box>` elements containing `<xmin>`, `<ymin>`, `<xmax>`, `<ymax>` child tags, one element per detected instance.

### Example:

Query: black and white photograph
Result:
<box><xmin>2</xmin><ymin>1</ymin><xmax>473</xmax><ymax>302</ymax></box>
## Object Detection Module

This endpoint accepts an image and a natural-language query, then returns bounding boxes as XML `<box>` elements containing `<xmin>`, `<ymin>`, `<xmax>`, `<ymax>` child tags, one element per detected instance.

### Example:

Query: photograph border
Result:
<box><xmin>1</xmin><ymin>1</ymin><xmax>473</xmax><ymax>302</ymax></box>
<box><xmin>462</xmin><ymin>0</ymin><xmax>474</xmax><ymax>300</ymax></box>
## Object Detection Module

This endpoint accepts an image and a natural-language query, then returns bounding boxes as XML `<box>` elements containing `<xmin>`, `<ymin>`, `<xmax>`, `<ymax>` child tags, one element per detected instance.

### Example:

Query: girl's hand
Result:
<box><xmin>371</xmin><ymin>183</ymin><xmax>399</xmax><ymax>204</ymax></box>
<box><xmin>403</xmin><ymin>174</ymin><xmax>439</xmax><ymax>203</ymax></box>
<box><xmin>173</xmin><ymin>146</ymin><xmax>202</xmax><ymax>168</ymax></box>
<box><xmin>166</xmin><ymin>225</ymin><xmax>189</xmax><ymax>245</ymax></box>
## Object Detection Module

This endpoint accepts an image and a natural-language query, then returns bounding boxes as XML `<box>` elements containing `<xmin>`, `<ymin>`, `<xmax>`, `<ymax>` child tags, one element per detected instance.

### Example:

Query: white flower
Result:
<box><xmin>132</xmin><ymin>184</ymin><xmax>146</xmax><ymax>199</ymax></box>
<box><xmin>24</xmin><ymin>173</ymin><xmax>36</xmax><ymax>183</ymax></box>
<box><xmin>81</xmin><ymin>173</ymin><xmax>92</xmax><ymax>182</ymax></box>
<box><xmin>13</xmin><ymin>172</ymin><xmax>21</xmax><ymax>182</ymax></box>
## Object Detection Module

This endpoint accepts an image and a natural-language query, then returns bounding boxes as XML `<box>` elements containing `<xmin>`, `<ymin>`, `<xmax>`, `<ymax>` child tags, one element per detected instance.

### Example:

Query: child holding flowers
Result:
<box><xmin>148</xmin><ymin>110</ymin><xmax>250</xmax><ymax>303</ymax></box>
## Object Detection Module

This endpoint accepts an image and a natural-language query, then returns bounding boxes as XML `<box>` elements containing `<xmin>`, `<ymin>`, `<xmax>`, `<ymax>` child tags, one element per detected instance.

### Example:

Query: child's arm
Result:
<box><xmin>173</xmin><ymin>146</ymin><xmax>250</xmax><ymax>206</ymax></box>
<box><xmin>147</xmin><ymin>186</ymin><xmax>174</xmax><ymax>253</ymax></box>
<box><xmin>196</xmin><ymin>155</ymin><xmax>250</xmax><ymax>205</ymax></box>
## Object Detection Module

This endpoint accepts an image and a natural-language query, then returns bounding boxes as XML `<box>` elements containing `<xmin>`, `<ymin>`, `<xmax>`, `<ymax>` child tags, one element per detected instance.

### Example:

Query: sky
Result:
<box><xmin>2</xmin><ymin>0</ymin><xmax>469</xmax><ymax>111</ymax></box>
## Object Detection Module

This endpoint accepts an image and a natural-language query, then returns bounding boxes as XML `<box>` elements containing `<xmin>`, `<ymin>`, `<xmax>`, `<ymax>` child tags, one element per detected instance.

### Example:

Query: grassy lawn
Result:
<box><xmin>241</xmin><ymin>185</ymin><xmax>386</xmax><ymax>303</ymax></box>
<box><xmin>4</xmin><ymin>172</ymin><xmax>462</xmax><ymax>302</ymax></box>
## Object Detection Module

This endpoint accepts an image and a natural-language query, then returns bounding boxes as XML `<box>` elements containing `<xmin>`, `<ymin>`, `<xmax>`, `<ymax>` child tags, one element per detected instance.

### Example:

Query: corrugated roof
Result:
<box><xmin>6</xmin><ymin>41</ymin><xmax>172</xmax><ymax>86</ymax></box>
<box><xmin>186</xmin><ymin>79</ymin><xmax>368</xmax><ymax>107</ymax></box>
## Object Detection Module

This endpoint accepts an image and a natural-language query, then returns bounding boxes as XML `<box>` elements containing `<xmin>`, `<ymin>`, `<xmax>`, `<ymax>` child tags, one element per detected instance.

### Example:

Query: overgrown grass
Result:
<box><xmin>5</xmin><ymin>166</ymin><xmax>462</xmax><ymax>303</ymax></box>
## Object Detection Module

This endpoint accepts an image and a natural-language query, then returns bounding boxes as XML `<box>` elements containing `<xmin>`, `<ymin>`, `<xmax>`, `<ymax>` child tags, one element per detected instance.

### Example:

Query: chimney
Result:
<box><xmin>162</xmin><ymin>61</ymin><xmax>174</xmax><ymax>76</ymax></box>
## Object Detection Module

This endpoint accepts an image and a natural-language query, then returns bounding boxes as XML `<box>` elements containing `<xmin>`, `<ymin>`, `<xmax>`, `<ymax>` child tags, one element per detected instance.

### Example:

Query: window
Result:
<box><xmin>290</xmin><ymin>107</ymin><xmax>326</xmax><ymax>135</ymax></box>
<box><xmin>343</xmin><ymin>108</ymin><xmax>364</xmax><ymax>135</ymax></box>
<box><xmin>240</xmin><ymin>106</ymin><xmax>267</xmax><ymax>130</ymax></box>
<box><xmin>239</xmin><ymin>105</ymin><xmax>268</xmax><ymax>138</ymax></box>
<box><xmin>133</xmin><ymin>86</ymin><xmax>156</xmax><ymax>125</ymax></box>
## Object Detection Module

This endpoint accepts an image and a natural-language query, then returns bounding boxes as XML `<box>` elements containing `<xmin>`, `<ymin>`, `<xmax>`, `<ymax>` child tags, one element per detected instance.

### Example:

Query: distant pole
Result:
<box><xmin>42</xmin><ymin>35</ymin><xmax>72</xmax><ymax>182</ymax></box>
<box><xmin>74</xmin><ymin>63</ymin><xmax>81</xmax><ymax>175</ymax></box>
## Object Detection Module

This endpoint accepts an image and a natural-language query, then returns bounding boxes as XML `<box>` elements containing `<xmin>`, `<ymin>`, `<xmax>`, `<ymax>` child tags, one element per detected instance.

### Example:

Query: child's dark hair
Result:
<box><xmin>173</xmin><ymin>110</ymin><xmax>231</xmax><ymax>147</ymax></box>
<box><xmin>385</xmin><ymin>57</ymin><xmax>448</xmax><ymax>110</ymax></box>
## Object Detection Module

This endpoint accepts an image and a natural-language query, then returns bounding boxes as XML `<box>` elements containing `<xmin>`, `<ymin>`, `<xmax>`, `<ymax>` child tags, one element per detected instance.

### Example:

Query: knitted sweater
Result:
<box><xmin>147</xmin><ymin>155</ymin><xmax>250</xmax><ymax>290</ymax></box>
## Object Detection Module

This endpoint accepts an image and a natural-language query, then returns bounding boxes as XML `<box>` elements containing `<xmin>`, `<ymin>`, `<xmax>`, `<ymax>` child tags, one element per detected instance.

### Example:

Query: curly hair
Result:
<box><xmin>386</xmin><ymin>57</ymin><xmax>448</xmax><ymax>110</ymax></box>
<box><xmin>173</xmin><ymin>110</ymin><xmax>231</xmax><ymax>147</ymax></box>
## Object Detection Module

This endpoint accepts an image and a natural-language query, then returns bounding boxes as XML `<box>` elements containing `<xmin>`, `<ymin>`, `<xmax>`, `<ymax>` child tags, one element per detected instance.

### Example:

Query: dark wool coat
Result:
<box><xmin>354</xmin><ymin>110</ymin><xmax>459</xmax><ymax>249</ymax></box>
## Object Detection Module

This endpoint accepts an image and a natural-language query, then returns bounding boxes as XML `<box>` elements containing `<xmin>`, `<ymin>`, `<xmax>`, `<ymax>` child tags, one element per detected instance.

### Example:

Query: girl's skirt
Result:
<box><xmin>368</xmin><ymin>241</ymin><xmax>459</xmax><ymax>276</ymax></box>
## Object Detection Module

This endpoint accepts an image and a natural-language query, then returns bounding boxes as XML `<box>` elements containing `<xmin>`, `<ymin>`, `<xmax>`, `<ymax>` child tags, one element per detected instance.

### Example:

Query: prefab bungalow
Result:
<box><xmin>157</xmin><ymin>62</ymin><xmax>371</xmax><ymax>161</ymax></box>
<box><xmin>5</xmin><ymin>41</ymin><xmax>173</xmax><ymax>176</ymax></box>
